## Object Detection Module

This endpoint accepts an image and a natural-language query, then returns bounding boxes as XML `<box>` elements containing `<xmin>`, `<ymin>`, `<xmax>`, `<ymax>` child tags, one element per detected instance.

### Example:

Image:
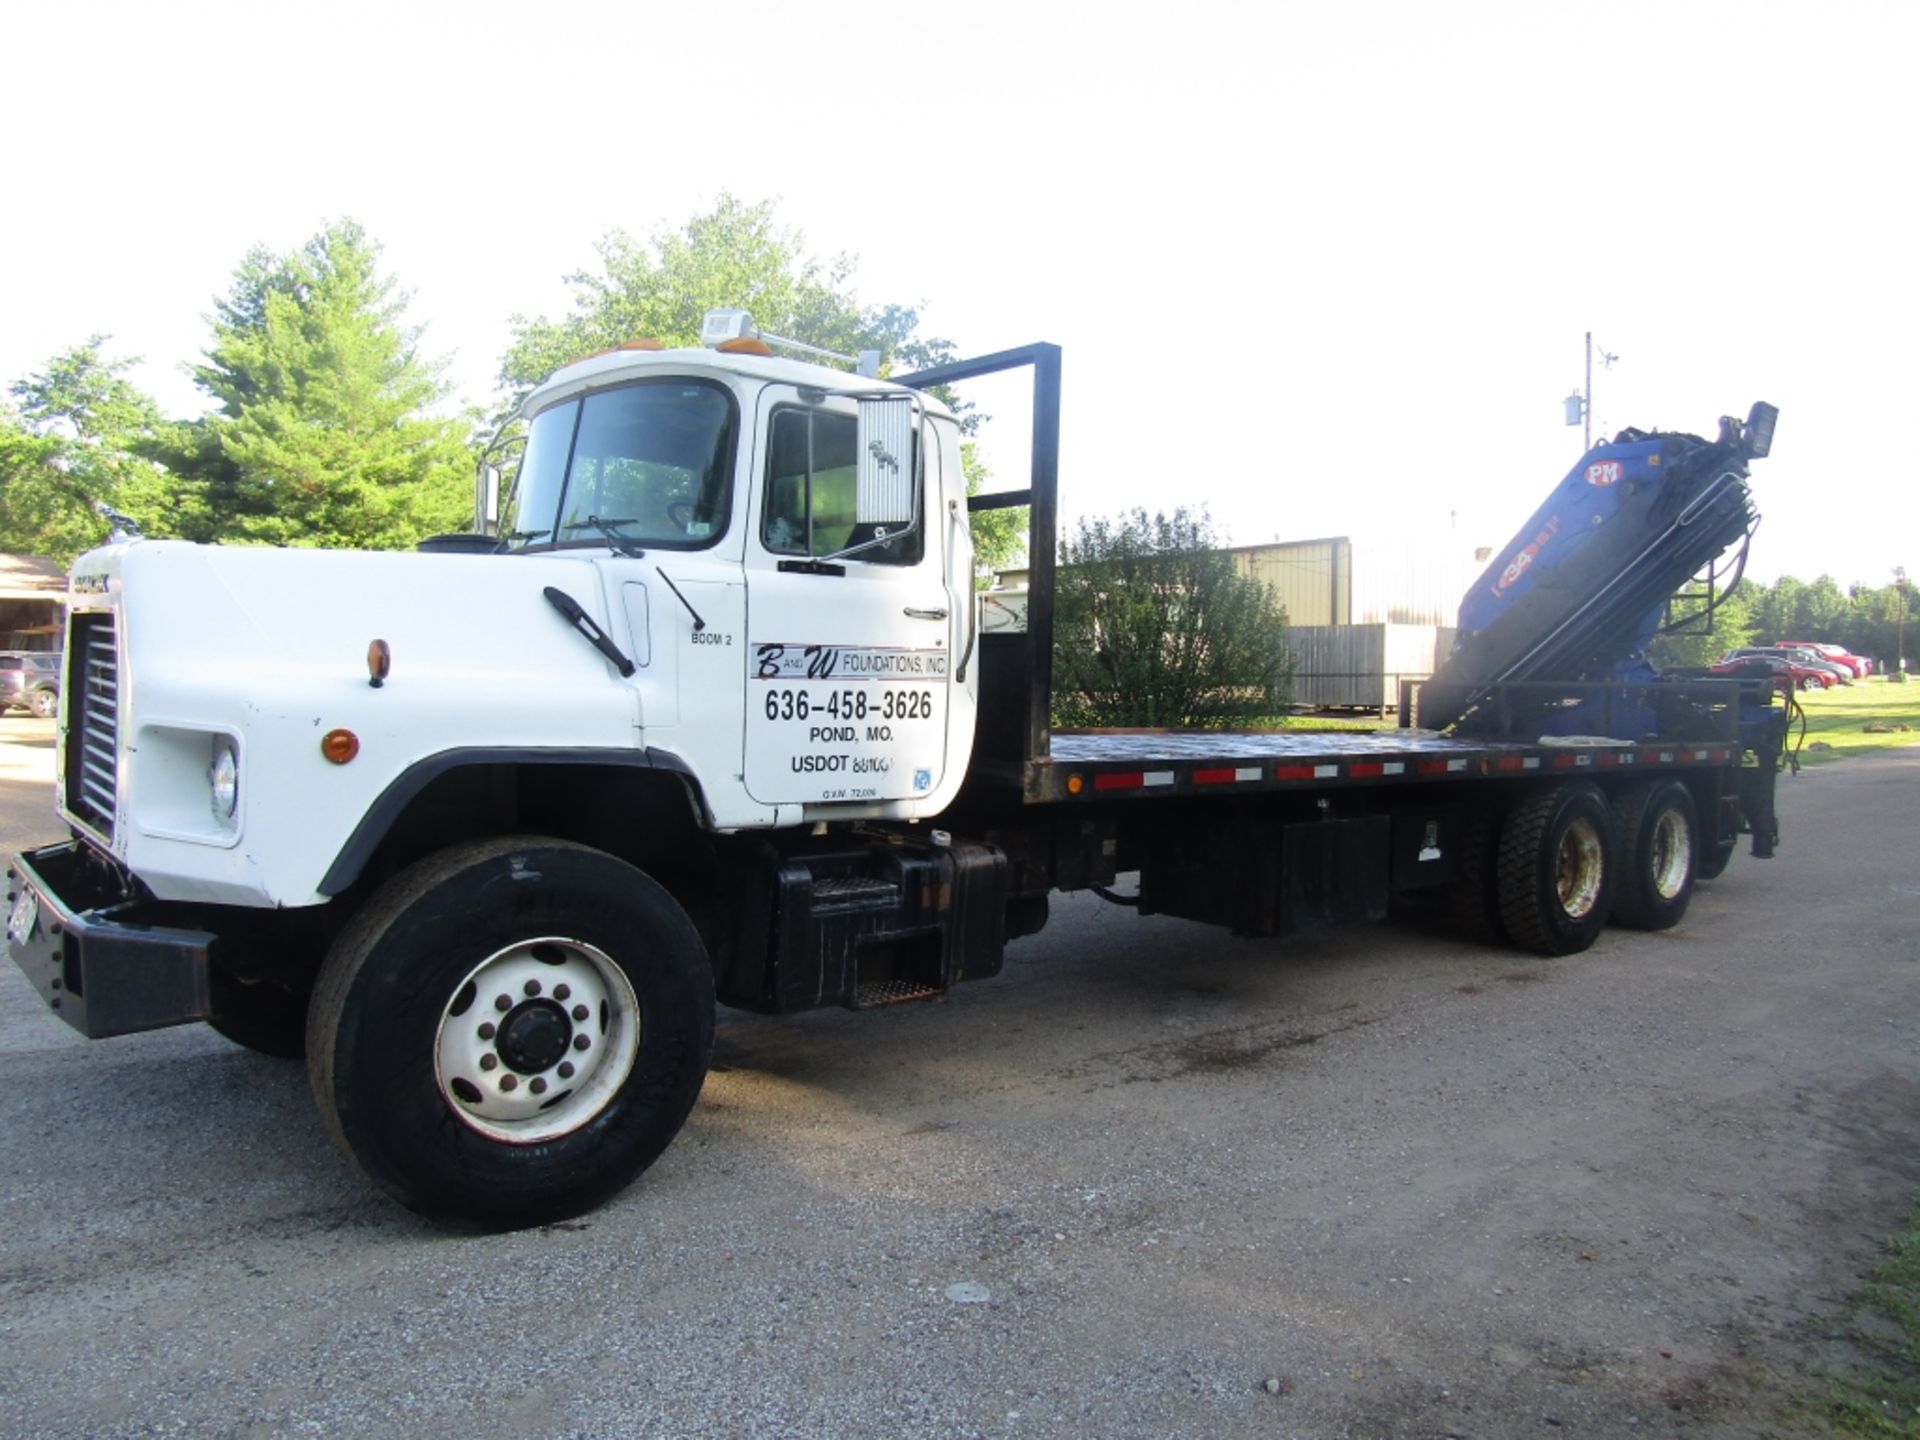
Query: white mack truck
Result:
<box><xmin>6</xmin><ymin>316</ymin><xmax>1786</xmax><ymax>1225</ymax></box>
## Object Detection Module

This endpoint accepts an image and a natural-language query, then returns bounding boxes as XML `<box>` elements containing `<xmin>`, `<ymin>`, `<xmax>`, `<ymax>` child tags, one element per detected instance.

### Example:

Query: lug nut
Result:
<box><xmin>477</xmin><ymin>1022</ymin><xmax>496</xmax><ymax>1040</ymax></box>
<box><xmin>530</xmin><ymin>1077</ymin><xmax>548</xmax><ymax>1095</ymax></box>
<box><xmin>571</xmin><ymin>1004</ymin><xmax>589</xmax><ymax>1022</ymax></box>
<box><xmin>572</xmin><ymin>1034</ymin><xmax>591</xmax><ymax>1052</ymax></box>
<box><xmin>523</xmin><ymin>979</ymin><xmax>542</xmax><ymax>997</ymax></box>
<box><xmin>494</xmin><ymin>994</ymin><xmax>512</xmax><ymax>1013</ymax></box>
<box><xmin>553</xmin><ymin>983</ymin><xmax>571</xmax><ymax>1001</ymax></box>
<box><xmin>500</xmin><ymin>1074</ymin><xmax>518</xmax><ymax>1092</ymax></box>
<box><xmin>479</xmin><ymin>1054</ymin><xmax>498</xmax><ymax>1071</ymax></box>
<box><xmin>557</xmin><ymin>1062</ymin><xmax>576</xmax><ymax>1079</ymax></box>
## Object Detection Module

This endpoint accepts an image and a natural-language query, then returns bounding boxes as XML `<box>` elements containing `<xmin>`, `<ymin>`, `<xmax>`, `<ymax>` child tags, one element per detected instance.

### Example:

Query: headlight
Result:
<box><xmin>209</xmin><ymin>737</ymin><xmax>239</xmax><ymax>820</ymax></box>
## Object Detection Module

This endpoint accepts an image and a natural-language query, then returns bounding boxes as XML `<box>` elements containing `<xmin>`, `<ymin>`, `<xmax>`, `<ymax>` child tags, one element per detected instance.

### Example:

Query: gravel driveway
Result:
<box><xmin>2</xmin><ymin>717</ymin><xmax>1916</xmax><ymax>1438</ymax></box>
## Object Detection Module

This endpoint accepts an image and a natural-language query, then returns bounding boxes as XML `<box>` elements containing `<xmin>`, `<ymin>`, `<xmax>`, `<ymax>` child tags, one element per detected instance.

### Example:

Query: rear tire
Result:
<box><xmin>1448</xmin><ymin>810</ymin><xmax>1507</xmax><ymax>944</ymax></box>
<box><xmin>1695</xmin><ymin>833</ymin><xmax>1738</xmax><ymax>881</ymax></box>
<box><xmin>307</xmin><ymin>837</ymin><xmax>714</xmax><ymax>1227</ymax></box>
<box><xmin>1496</xmin><ymin>783</ymin><xmax>1616</xmax><ymax>956</ymax></box>
<box><xmin>1610</xmin><ymin>781</ymin><xmax>1697</xmax><ymax>930</ymax></box>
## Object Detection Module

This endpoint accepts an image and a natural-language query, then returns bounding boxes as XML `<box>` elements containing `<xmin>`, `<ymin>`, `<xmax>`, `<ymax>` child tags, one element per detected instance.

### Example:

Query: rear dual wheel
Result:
<box><xmin>1495</xmin><ymin>783</ymin><xmax>1617</xmax><ymax>956</ymax></box>
<box><xmin>307</xmin><ymin>837</ymin><xmax>714</xmax><ymax>1227</ymax></box>
<box><xmin>1610</xmin><ymin>781</ymin><xmax>1699</xmax><ymax>930</ymax></box>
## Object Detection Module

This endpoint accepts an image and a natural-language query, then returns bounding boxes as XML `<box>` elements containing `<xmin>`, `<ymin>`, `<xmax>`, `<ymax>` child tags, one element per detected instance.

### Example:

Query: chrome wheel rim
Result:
<box><xmin>1555</xmin><ymin>817</ymin><xmax>1605</xmax><ymax>919</ymax></box>
<box><xmin>1648</xmin><ymin>808</ymin><xmax>1692</xmax><ymax>900</ymax></box>
<box><xmin>433</xmin><ymin>937</ymin><xmax>640</xmax><ymax>1144</ymax></box>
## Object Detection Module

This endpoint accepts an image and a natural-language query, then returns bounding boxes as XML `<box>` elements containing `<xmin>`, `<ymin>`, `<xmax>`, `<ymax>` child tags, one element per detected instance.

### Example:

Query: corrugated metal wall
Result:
<box><xmin>1230</xmin><ymin>533</ymin><xmax>1484</xmax><ymax>629</ymax></box>
<box><xmin>1285</xmin><ymin>624</ymin><xmax>1458</xmax><ymax>710</ymax></box>
<box><xmin>1230</xmin><ymin>538</ymin><xmax>1350</xmax><ymax>626</ymax></box>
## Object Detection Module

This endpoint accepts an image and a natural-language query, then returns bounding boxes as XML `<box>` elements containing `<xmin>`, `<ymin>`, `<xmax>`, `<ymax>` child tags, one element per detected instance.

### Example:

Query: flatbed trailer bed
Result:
<box><xmin>1001</xmin><ymin>729</ymin><xmax>1742</xmax><ymax>804</ymax></box>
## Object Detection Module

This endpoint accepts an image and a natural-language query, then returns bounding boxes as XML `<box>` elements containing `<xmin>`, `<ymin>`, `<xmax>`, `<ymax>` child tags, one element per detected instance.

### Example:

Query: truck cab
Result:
<box><xmin>492</xmin><ymin>341</ymin><xmax>979</xmax><ymax>826</ymax></box>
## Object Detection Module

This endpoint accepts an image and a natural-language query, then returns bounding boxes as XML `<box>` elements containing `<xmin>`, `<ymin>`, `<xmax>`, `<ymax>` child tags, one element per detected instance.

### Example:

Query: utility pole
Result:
<box><xmin>1584</xmin><ymin>330</ymin><xmax>1594</xmax><ymax>452</ymax></box>
<box><xmin>1896</xmin><ymin>565</ymin><xmax>1909</xmax><ymax>678</ymax></box>
<box><xmin>1562</xmin><ymin>332</ymin><xmax>1618</xmax><ymax>452</ymax></box>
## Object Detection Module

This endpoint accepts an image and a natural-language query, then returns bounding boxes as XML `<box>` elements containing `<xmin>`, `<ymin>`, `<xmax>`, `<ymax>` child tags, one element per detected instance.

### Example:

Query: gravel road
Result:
<box><xmin>2</xmin><ymin>714</ymin><xmax>1916</xmax><ymax>1439</ymax></box>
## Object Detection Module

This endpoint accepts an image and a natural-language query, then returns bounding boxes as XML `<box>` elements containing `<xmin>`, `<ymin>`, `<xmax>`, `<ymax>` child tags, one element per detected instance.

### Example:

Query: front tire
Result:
<box><xmin>307</xmin><ymin>838</ymin><xmax>714</xmax><ymax>1227</ymax></box>
<box><xmin>1610</xmin><ymin>781</ymin><xmax>1697</xmax><ymax>930</ymax></box>
<box><xmin>28</xmin><ymin>689</ymin><xmax>56</xmax><ymax>718</ymax></box>
<box><xmin>1496</xmin><ymin>783</ymin><xmax>1617</xmax><ymax>956</ymax></box>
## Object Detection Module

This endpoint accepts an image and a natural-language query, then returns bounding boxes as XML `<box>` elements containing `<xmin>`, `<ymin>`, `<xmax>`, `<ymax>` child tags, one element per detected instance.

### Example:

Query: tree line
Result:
<box><xmin>1648</xmin><ymin>571</ymin><xmax>1915</xmax><ymax>672</ymax></box>
<box><xmin>0</xmin><ymin>197</ymin><xmax>1025</xmax><ymax>576</ymax></box>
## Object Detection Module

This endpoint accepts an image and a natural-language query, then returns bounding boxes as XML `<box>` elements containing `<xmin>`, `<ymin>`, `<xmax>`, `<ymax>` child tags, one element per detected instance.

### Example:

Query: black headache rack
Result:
<box><xmin>897</xmin><ymin>345</ymin><xmax>1061</xmax><ymax>779</ymax></box>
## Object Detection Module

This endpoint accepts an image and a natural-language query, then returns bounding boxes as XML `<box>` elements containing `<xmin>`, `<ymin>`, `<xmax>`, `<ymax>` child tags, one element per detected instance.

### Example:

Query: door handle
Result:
<box><xmin>904</xmin><ymin>607</ymin><xmax>949</xmax><ymax>621</ymax></box>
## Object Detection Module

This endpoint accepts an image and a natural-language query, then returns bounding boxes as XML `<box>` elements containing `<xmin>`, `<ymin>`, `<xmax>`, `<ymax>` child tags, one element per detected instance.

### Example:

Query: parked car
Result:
<box><xmin>1726</xmin><ymin>647</ymin><xmax>1852</xmax><ymax>684</ymax></box>
<box><xmin>1776</xmin><ymin>640</ymin><xmax>1871</xmax><ymax>677</ymax></box>
<box><xmin>0</xmin><ymin>652</ymin><xmax>60</xmax><ymax>717</ymax></box>
<box><xmin>1711</xmin><ymin>653</ymin><xmax>1833</xmax><ymax>691</ymax></box>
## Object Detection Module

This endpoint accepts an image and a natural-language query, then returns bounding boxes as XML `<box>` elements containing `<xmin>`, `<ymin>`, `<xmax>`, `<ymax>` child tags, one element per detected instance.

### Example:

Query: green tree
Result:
<box><xmin>0</xmin><ymin>405</ymin><xmax>88</xmax><ymax>560</ymax></box>
<box><xmin>1792</xmin><ymin>574</ymin><xmax>1850</xmax><ymax>639</ymax></box>
<box><xmin>159</xmin><ymin>221</ymin><xmax>473</xmax><ymax>549</ymax></box>
<box><xmin>1052</xmin><ymin>507</ymin><xmax>1292</xmax><ymax>728</ymax></box>
<box><xmin>0</xmin><ymin>338</ymin><xmax>171</xmax><ymax>563</ymax></box>
<box><xmin>1648</xmin><ymin>581</ymin><xmax>1755</xmax><ymax>669</ymax></box>
<box><xmin>501</xmin><ymin>194</ymin><xmax>1026</xmax><ymax>575</ymax></box>
<box><xmin>500</xmin><ymin>195</ymin><xmax>959</xmax><ymax>401</ymax></box>
<box><xmin>1746</xmin><ymin>574</ymin><xmax>1804</xmax><ymax>645</ymax></box>
<box><xmin>961</xmin><ymin>440</ymin><xmax>1028</xmax><ymax>587</ymax></box>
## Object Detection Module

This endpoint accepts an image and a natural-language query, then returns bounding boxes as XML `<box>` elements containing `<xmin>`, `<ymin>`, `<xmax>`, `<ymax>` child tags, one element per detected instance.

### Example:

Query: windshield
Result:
<box><xmin>502</xmin><ymin>378</ymin><xmax>737</xmax><ymax>551</ymax></box>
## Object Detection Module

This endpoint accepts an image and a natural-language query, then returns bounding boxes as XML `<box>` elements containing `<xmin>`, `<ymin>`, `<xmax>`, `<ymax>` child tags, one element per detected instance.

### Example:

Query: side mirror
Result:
<box><xmin>855</xmin><ymin>395</ymin><xmax>916</xmax><ymax>526</ymax></box>
<box><xmin>475</xmin><ymin>461</ymin><xmax>502</xmax><ymax>535</ymax></box>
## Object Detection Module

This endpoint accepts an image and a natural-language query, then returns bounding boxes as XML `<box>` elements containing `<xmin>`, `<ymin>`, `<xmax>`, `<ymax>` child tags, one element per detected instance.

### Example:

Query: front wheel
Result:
<box><xmin>307</xmin><ymin>837</ymin><xmax>714</xmax><ymax>1227</ymax></box>
<box><xmin>28</xmin><ymin>689</ymin><xmax>56</xmax><ymax>718</ymax></box>
<box><xmin>1496</xmin><ymin>782</ymin><xmax>1617</xmax><ymax>956</ymax></box>
<box><xmin>1800</xmin><ymin>675</ymin><xmax>1823</xmax><ymax>691</ymax></box>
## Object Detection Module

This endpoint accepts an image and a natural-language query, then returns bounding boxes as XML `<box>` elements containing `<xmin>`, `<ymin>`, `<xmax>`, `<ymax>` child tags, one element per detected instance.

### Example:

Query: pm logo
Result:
<box><xmin>913</xmin><ymin>768</ymin><xmax>932</xmax><ymax>792</ymax></box>
<box><xmin>1586</xmin><ymin>460</ymin><xmax>1623</xmax><ymax>486</ymax></box>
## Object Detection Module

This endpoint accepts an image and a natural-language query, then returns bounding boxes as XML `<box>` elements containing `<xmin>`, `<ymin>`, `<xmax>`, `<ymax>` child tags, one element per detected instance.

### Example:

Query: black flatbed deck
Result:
<box><xmin>998</xmin><ymin>729</ymin><xmax>1740</xmax><ymax>804</ymax></box>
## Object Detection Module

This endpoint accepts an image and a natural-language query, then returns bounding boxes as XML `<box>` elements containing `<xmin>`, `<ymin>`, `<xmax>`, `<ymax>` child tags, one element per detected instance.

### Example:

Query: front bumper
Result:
<box><xmin>6</xmin><ymin>841</ymin><xmax>216</xmax><ymax>1038</ymax></box>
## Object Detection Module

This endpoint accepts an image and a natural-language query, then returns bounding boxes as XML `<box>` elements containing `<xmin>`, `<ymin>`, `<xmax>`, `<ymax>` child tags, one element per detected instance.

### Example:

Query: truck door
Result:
<box><xmin>741</xmin><ymin>388</ymin><xmax>956</xmax><ymax>806</ymax></box>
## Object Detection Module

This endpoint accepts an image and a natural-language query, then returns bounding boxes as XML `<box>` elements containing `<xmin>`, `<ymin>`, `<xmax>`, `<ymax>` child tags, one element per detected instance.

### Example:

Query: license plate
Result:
<box><xmin>6</xmin><ymin>886</ymin><xmax>38</xmax><ymax>947</ymax></box>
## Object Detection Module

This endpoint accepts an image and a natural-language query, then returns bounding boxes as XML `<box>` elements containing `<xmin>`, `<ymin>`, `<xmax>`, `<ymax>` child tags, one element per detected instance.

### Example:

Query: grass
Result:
<box><xmin>1821</xmin><ymin>1203</ymin><xmax>1920</xmax><ymax>1436</ymax></box>
<box><xmin>1788</xmin><ymin>676</ymin><xmax>1920</xmax><ymax>765</ymax></box>
<box><xmin>1274</xmin><ymin>711</ymin><xmax>1390</xmax><ymax>732</ymax></box>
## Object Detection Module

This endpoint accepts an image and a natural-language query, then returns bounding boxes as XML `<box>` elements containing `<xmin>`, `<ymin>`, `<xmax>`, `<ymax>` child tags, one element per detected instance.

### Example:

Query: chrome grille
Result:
<box><xmin>65</xmin><ymin>614</ymin><xmax>120</xmax><ymax>839</ymax></box>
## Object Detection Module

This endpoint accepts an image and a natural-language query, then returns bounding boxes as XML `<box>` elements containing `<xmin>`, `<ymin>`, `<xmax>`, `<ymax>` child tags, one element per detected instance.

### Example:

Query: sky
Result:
<box><xmin>3</xmin><ymin>0</ymin><xmax>1913</xmax><ymax>588</ymax></box>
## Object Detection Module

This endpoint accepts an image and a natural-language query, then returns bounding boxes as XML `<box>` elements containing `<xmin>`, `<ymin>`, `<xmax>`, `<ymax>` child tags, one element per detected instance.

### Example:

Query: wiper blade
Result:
<box><xmin>561</xmin><ymin>515</ymin><xmax>647</xmax><ymax>558</ymax></box>
<box><xmin>502</xmin><ymin>528</ymin><xmax>550</xmax><ymax>542</ymax></box>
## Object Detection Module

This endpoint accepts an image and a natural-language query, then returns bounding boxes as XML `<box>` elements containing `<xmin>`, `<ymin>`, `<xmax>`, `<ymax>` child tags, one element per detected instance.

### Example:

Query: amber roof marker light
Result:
<box><xmin>368</xmin><ymin>639</ymin><xmax>391</xmax><ymax>688</ymax></box>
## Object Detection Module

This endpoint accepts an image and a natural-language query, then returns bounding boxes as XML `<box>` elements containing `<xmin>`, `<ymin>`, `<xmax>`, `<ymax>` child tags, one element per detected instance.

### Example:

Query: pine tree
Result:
<box><xmin>163</xmin><ymin>221</ymin><xmax>473</xmax><ymax>549</ymax></box>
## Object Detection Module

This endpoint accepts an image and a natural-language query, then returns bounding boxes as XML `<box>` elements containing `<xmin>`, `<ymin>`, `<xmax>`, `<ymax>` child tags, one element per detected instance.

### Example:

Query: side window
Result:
<box><xmin>762</xmin><ymin>407</ymin><xmax>921</xmax><ymax>565</ymax></box>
